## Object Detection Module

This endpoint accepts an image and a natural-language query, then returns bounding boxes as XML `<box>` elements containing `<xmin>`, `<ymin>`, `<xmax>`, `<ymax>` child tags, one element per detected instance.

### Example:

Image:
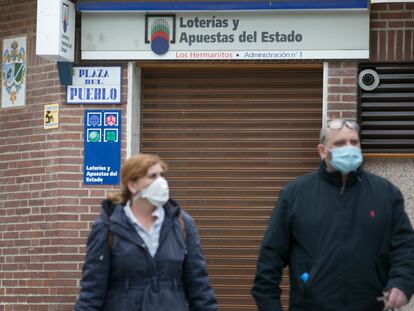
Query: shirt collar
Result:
<box><xmin>124</xmin><ymin>201</ymin><xmax>165</xmax><ymax>226</ymax></box>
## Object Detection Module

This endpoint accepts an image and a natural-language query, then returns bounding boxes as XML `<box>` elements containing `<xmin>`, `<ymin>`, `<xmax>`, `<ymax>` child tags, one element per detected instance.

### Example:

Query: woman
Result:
<box><xmin>74</xmin><ymin>153</ymin><xmax>218</xmax><ymax>311</ymax></box>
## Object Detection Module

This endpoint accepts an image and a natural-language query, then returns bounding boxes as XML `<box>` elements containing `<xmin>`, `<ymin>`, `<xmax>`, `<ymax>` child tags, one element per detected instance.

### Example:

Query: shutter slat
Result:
<box><xmin>361</xmin><ymin>130</ymin><xmax>414</xmax><ymax>138</ymax></box>
<box><xmin>361</xmin><ymin>102</ymin><xmax>414</xmax><ymax>111</ymax></box>
<box><xmin>361</xmin><ymin>93</ymin><xmax>414</xmax><ymax>101</ymax></box>
<box><xmin>361</xmin><ymin>111</ymin><xmax>414</xmax><ymax>119</ymax></box>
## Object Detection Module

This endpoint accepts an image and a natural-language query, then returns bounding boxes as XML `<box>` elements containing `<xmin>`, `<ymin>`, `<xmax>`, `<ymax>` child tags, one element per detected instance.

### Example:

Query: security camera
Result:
<box><xmin>358</xmin><ymin>69</ymin><xmax>380</xmax><ymax>91</ymax></box>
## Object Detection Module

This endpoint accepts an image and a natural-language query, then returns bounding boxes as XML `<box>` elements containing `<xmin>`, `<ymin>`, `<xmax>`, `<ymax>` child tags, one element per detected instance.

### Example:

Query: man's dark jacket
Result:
<box><xmin>252</xmin><ymin>162</ymin><xmax>414</xmax><ymax>311</ymax></box>
<box><xmin>73</xmin><ymin>199</ymin><xmax>218</xmax><ymax>311</ymax></box>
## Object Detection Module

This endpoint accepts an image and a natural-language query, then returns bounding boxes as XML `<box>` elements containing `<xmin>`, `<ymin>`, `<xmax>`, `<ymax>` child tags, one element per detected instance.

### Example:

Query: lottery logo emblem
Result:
<box><xmin>88</xmin><ymin>130</ymin><xmax>100</xmax><ymax>142</ymax></box>
<box><xmin>105</xmin><ymin>130</ymin><xmax>117</xmax><ymax>142</ymax></box>
<box><xmin>62</xmin><ymin>3</ymin><xmax>69</xmax><ymax>33</ymax></box>
<box><xmin>151</xmin><ymin>19</ymin><xmax>170</xmax><ymax>55</ymax></box>
<box><xmin>105</xmin><ymin>114</ymin><xmax>117</xmax><ymax>126</ymax></box>
<box><xmin>145</xmin><ymin>15</ymin><xmax>176</xmax><ymax>55</ymax></box>
<box><xmin>89</xmin><ymin>114</ymin><xmax>101</xmax><ymax>127</ymax></box>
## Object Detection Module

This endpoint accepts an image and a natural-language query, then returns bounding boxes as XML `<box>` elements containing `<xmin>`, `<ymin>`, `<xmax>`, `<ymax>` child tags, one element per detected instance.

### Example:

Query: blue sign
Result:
<box><xmin>77</xmin><ymin>0</ymin><xmax>369</xmax><ymax>11</ymax></box>
<box><xmin>84</xmin><ymin>110</ymin><xmax>121</xmax><ymax>185</ymax></box>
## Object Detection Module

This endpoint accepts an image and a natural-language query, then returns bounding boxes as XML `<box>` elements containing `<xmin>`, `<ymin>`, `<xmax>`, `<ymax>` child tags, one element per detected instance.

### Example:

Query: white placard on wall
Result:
<box><xmin>67</xmin><ymin>66</ymin><xmax>122</xmax><ymax>104</ymax></box>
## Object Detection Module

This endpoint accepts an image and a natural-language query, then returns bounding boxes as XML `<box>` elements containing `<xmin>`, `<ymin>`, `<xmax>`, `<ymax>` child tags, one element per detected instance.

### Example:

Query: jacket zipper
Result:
<box><xmin>340</xmin><ymin>175</ymin><xmax>362</xmax><ymax>195</ymax></box>
<box><xmin>140</xmin><ymin>243</ymin><xmax>159</xmax><ymax>292</ymax></box>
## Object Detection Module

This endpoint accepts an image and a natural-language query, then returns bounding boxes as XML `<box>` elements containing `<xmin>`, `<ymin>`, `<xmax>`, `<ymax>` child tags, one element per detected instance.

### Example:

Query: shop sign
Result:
<box><xmin>84</xmin><ymin>110</ymin><xmax>121</xmax><ymax>185</ymax></box>
<box><xmin>81</xmin><ymin>10</ymin><xmax>369</xmax><ymax>60</ymax></box>
<box><xmin>67</xmin><ymin>66</ymin><xmax>121</xmax><ymax>104</ymax></box>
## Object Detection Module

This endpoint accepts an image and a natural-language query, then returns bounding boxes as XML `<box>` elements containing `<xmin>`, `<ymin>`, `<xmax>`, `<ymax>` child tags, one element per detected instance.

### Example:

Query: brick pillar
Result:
<box><xmin>326</xmin><ymin>61</ymin><xmax>358</xmax><ymax>121</ymax></box>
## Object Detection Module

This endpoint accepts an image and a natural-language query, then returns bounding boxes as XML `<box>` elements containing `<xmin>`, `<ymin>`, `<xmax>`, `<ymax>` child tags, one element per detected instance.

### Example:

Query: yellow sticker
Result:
<box><xmin>44</xmin><ymin>104</ymin><xmax>59</xmax><ymax>129</ymax></box>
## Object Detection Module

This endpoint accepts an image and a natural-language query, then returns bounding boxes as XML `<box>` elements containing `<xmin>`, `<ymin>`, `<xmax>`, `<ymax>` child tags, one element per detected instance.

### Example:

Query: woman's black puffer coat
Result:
<box><xmin>73</xmin><ymin>199</ymin><xmax>218</xmax><ymax>311</ymax></box>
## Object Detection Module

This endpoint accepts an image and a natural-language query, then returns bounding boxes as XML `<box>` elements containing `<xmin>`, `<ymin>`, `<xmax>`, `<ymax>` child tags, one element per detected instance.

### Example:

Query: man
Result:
<box><xmin>251</xmin><ymin>119</ymin><xmax>414</xmax><ymax>311</ymax></box>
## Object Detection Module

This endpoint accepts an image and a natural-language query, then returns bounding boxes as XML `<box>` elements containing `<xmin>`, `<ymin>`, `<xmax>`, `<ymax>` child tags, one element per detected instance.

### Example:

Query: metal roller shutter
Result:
<box><xmin>140</xmin><ymin>64</ymin><xmax>322</xmax><ymax>310</ymax></box>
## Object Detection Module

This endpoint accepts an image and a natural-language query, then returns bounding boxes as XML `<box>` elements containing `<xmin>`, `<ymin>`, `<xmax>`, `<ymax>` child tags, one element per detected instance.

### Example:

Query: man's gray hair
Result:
<box><xmin>320</xmin><ymin>119</ymin><xmax>361</xmax><ymax>144</ymax></box>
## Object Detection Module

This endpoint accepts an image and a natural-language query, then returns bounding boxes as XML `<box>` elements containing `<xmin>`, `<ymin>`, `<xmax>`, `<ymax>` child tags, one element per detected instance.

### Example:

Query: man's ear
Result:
<box><xmin>317</xmin><ymin>144</ymin><xmax>326</xmax><ymax>160</ymax></box>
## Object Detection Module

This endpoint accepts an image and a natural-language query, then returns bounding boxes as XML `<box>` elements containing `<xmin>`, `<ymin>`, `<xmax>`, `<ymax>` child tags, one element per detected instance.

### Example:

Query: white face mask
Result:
<box><xmin>133</xmin><ymin>176</ymin><xmax>169</xmax><ymax>208</ymax></box>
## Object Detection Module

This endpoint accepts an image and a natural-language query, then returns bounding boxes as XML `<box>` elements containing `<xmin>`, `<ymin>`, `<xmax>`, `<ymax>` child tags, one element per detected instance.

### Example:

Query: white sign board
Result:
<box><xmin>67</xmin><ymin>67</ymin><xmax>122</xmax><ymax>104</ymax></box>
<box><xmin>81</xmin><ymin>11</ymin><xmax>370</xmax><ymax>60</ymax></box>
<box><xmin>36</xmin><ymin>0</ymin><xmax>75</xmax><ymax>62</ymax></box>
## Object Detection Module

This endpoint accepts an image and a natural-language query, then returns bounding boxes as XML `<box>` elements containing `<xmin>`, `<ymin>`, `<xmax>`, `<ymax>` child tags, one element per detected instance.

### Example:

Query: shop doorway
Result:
<box><xmin>140</xmin><ymin>64</ymin><xmax>322</xmax><ymax>310</ymax></box>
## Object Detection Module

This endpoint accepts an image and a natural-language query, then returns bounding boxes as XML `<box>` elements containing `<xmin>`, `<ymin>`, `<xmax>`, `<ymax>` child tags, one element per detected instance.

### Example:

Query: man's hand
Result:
<box><xmin>383</xmin><ymin>288</ymin><xmax>408</xmax><ymax>309</ymax></box>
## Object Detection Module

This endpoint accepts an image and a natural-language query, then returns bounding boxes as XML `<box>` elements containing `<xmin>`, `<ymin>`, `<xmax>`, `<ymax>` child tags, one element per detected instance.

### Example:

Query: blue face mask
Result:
<box><xmin>328</xmin><ymin>145</ymin><xmax>363</xmax><ymax>174</ymax></box>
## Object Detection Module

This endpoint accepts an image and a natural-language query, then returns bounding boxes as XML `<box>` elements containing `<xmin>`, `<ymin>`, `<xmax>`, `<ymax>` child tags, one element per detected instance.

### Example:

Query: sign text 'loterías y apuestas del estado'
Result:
<box><xmin>81</xmin><ymin>6</ymin><xmax>370</xmax><ymax>60</ymax></box>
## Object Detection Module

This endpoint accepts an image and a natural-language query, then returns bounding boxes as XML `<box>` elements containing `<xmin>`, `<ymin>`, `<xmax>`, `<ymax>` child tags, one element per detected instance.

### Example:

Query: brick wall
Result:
<box><xmin>0</xmin><ymin>1</ymin><xmax>128</xmax><ymax>310</ymax></box>
<box><xmin>370</xmin><ymin>3</ymin><xmax>414</xmax><ymax>63</ymax></box>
